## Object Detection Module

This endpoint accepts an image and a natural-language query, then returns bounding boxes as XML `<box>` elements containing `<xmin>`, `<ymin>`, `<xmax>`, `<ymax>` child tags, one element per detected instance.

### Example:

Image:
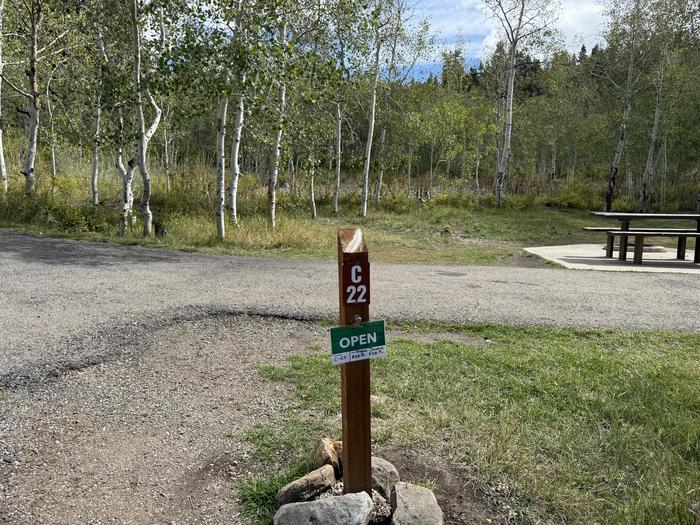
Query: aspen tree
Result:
<box><xmin>484</xmin><ymin>0</ymin><xmax>557</xmax><ymax>207</ymax></box>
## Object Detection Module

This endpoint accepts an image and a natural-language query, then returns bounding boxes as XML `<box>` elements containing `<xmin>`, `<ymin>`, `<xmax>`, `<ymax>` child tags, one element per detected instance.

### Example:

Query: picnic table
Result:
<box><xmin>587</xmin><ymin>212</ymin><xmax>700</xmax><ymax>265</ymax></box>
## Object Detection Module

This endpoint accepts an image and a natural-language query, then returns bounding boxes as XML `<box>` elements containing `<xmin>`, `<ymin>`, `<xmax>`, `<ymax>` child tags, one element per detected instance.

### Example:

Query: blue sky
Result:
<box><xmin>410</xmin><ymin>0</ymin><xmax>607</xmax><ymax>76</ymax></box>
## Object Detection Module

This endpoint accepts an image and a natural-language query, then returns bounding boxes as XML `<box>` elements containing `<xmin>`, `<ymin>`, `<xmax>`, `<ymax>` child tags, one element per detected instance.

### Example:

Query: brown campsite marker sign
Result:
<box><xmin>337</xmin><ymin>228</ymin><xmax>372</xmax><ymax>496</ymax></box>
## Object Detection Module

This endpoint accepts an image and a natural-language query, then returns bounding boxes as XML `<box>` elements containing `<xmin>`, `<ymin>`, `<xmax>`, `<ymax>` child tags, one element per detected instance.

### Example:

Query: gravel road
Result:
<box><xmin>1</xmin><ymin>228</ymin><xmax>698</xmax><ymax>380</ymax></box>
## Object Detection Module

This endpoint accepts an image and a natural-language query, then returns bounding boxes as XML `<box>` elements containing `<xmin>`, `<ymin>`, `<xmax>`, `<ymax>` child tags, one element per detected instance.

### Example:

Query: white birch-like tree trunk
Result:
<box><xmin>49</xmin><ymin>121</ymin><xmax>56</xmax><ymax>190</ymax></box>
<box><xmin>333</xmin><ymin>102</ymin><xmax>341</xmax><ymax>214</ymax></box>
<box><xmin>0</xmin><ymin>0</ymin><xmax>7</xmax><ymax>193</ymax></box>
<box><xmin>406</xmin><ymin>144</ymin><xmax>412</xmax><ymax>195</ymax></box>
<box><xmin>625</xmin><ymin>153</ymin><xmax>635</xmax><ymax>200</ymax></box>
<box><xmin>373</xmin><ymin>4</ymin><xmax>401</xmax><ymax>208</ymax></box>
<box><xmin>163</xmin><ymin>125</ymin><xmax>171</xmax><ymax>191</ymax></box>
<box><xmin>606</xmin><ymin>98</ymin><xmax>632</xmax><ymax>210</ymax></box>
<box><xmin>91</xmin><ymin>93</ymin><xmax>101</xmax><ymax>205</ymax></box>
<box><xmin>284</xmin><ymin>157</ymin><xmax>293</xmax><ymax>194</ymax></box>
<box><xmin>495</xmin><ymin>42</ymin><xmax>517</xmax><ymax>207</ymax></box>
<box><xmin>548</xmin><ymin>142</ymin><xmax>557</xmax><ymax>192</ymax></box>
<box><xmin>230</xmin><ymin>80</ymin><xmax>245</xmax><ymax>225</ymax></box>
<box><xmin>660</xmin><ymin>137</ymin><xmax>667</xmax><ymax>208</ymax></box>
<box><xmin>360</xmin><ymin>38</ymin><xmax>381</xmax><ymax>218</ymax></box>
<box><xmin>23</xmin><ymin>24</ymin><xmax>40</xmax><ymax>195</ymax></box>
<box><xmin>485</xmin><ymin>0</ymin><xmax>555</xmax><ymax>206</ymax></box>
<box><xmin>640</xmin><ymin>61</ymin><xmax>663</xmax><ymax>213</ymax></box>
<box><xmin>117</xmin><ymin>161</ymin><xmax>136</xmax><ymax>235</ymax></box>
<box><xmin>46</xmin><ymin>63</ymin><xmax>61</xmax><ymax>190</ymax></box>
<box><xmin>605</xmin><ymin>28</ymin><xmax>637</xmax><ymax>211</ymax></box>
<box><xmin>131</xmin><ymin>0</ymin><xmax>161</xmax><ymax>236</ymax></box>
<box><xmin>570</xmin><ymin>149</ymin><xmax>578</xmax><ymax>179</ymax></box>
<box><xmin>474</xmin><ymin>144</ymin><xmax>481</xmax><ymax>203</ymax></box>
<box><xmin>309</xmin><ymin>148</ymin><xmax>316</xmax><ymax>219</ymax></box>
<box><xmin>158</xmin><ymin>12</ymin><xmax>172</xmax><ymax>194</ymax></box>
<box><xmin>115</xmin><ymin>108</ymin><xmax>135</xmax><ymax>235</ymax></box>
<box><xmin>268</xmin><ymin>21</ymin><xmax>287</xmax><ymax>228</ymax></box>
<box><xmin>215</xmin><ymin>95</ymin><xmax>228</xmax><ymax>239</ymax></box>
<box><xmin>373</xmin><ymin>125</ymin><xmax>386</xmax><ymax>206</ymax></box>
<box><xmin>428</xmin><ymin>139</ymin><xmax>435</xmax><ymax>198</ymax></box>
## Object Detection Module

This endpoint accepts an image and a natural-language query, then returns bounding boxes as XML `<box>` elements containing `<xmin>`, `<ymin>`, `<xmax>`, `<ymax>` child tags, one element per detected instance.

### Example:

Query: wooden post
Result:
<box><xmin>337</xmin><ymin>228</ymin><xmax>372</xmax><ymax>496</ymax></box>
<box><xmin>606</xmin><ymin>232</ymin><xmax>614</xmax><ymax>258</ymax></box>
<box><xmin>633</xmin><ymin>235</ymin><xmax>644</xmax><ymax>264</ymax></box>
<box><xmin>619</xmin><ymin>220</ymin><xmax>630</xmax><ymax>261</ymax></box>
<box><xmin>677</xmin><ymin>236</ymin><xmax>687</xmax><ymax>260</ymax></box>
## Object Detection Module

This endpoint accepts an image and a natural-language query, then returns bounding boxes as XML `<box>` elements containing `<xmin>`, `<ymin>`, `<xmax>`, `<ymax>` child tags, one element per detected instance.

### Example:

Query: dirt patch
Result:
<box><xmin>377</xmin><ymin>448</ymin><xmax>512</xmax><ymax>525</ymax></box>
<box><xmin>0</xmin><ymin>314</ymin><xmax>324</xmax><ymax>524</ymax></box>
<box><xmin>438</xmin><ymin>226</ymin><xmax>548</xmax><ymax>269</ymax></box>
<box><xmin>503</xmin><ymin>250</ymin><xmax>552</xmax><ymax>268</ymax></box>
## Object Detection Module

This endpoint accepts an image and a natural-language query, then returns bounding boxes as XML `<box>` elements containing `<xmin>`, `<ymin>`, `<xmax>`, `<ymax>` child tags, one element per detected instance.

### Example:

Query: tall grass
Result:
<box><xmin>2</xmin><ymin>150</ymin><xmax>692</xmax><ymax>263</ymax></box>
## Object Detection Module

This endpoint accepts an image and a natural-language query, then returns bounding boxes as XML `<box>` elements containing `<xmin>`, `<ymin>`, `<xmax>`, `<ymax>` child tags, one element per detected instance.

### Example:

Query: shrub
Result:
<box><xmin>540</xmin><ymin>179</ymin><xmax>603</xmax><ymax>210</ymax></box>
<box><xmin>432</xmin><ymin>192</ymin><xmax>477</xmax><ymax>210</ymax></box>
<box><xmin>662</xmin><ymin>181</ymin><xmax>700</xmax><ymax>212</ymax></box>
<box><xmin>0</xmin><ymin>188</ymin><xmax>117</xmax><ymax>233</ymax></box>
<box><xmin>610</xmin><ymin>195</ymin><xmax>637</xmax><ymax>213</ymax></box>
<box><xmin>53</xmin><ymin>173</ymin><xmax>87</xmax><ymax>200</ymax></box>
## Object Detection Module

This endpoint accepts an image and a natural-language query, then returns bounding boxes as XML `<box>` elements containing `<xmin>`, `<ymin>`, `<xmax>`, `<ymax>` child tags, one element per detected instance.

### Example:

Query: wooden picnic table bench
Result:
<box><xmin>605</xmin><ymin>230</ymin><xmax>700</xmax><ymax>264</ymax></box>
<box><xmin>587</xmin><ymin>212</ymin><xmax>700</xmax><ymax>265</ymax></box>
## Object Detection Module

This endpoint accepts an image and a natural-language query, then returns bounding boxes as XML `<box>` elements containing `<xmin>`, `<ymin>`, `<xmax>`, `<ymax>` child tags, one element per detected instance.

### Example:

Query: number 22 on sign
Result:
<box><xmin>342</xmin><ymin>262</ymin><xmax>370</xmax><ymax>305</ymax></box>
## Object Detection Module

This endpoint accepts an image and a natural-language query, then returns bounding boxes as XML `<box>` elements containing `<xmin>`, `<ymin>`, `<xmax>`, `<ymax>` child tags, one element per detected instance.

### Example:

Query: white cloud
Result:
<box><xmin>557</xmin><ymin>0</ymin><xmax>606</xmax><ymax>52</ymax></box>
<box><xmin>412</xmin><ymin>0</ymin><xmax>606</xmax><ymax>61</ymax></box>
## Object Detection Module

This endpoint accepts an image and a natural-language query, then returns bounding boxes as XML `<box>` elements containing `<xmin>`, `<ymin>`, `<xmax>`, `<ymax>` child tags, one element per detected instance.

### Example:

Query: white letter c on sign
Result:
<box><xmin>351</xmin><ymin>264</ymin><xmax>362</xmax><ymax>284</ymax></box>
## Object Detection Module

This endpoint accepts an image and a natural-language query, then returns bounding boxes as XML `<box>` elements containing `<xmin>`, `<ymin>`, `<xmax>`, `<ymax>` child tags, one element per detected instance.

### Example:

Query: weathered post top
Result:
<box><xmin>338</xmin><ymin>228</ymin><xmax>368</xmax><ymax>257</ymax></box>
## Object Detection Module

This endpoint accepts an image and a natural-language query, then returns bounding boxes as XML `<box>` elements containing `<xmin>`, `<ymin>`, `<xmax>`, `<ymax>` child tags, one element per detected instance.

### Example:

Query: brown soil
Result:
<box><xmin>0</xmin><ymin>314</ymin><xmax>324</xmax><ymax>524</ymax></box>
<box><xmin>378</xmin><ymin>448</ymin><xmax>512</xmax><ymax>525</ymax></box>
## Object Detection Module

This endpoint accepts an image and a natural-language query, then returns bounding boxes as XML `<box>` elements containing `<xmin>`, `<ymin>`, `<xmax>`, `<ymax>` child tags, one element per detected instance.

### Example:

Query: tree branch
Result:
<box><xmin>144</xmin><ymin>90</ymin><xmax>162</xmax><ymax>142</ymax></box>
<box><xmin>36</xmin><ymin>29</ymin><xmax>70</xmax><ymax>57</ymax></box>
<box><xmin>494</xmin><ymin>0</ymin><xmax>516</xmax><ymax>40</ymax></box>
<box><xmin>518</xmin><ymin>15</ymin><xmax>556</xmax><ymax>41</ymax></box>
<box><xmin>36</xmin><ymin>45</ymin><xmax>81</xmax><ymax>62</ymax></box>
<box><xmin>591</xmin><ymin>69</ymin><xmax>623</xmax><ymax>92</ymax></box>
<box><xmin>0</xmin><ymin>73</ymin><xmax>31</xmax><ymax>98</ymax></box>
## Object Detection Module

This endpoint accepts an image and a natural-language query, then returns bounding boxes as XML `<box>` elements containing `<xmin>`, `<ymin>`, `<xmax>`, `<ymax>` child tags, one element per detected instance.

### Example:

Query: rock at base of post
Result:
<box><xmin>275</xmin><ymin>464</ymin><xmax>336</xmax><ymax>506</ymax></box>
<box><xmin>391</xmin><ymin>481</ymin><xmax>444</xmax><ymax>525</ymax></box>
<box><xmin>313</xmin><ymin>437</ymin><xmax>343</xmax><ymax>476</ymax></box>
<box><xmin>371</xmin><ymin>456</ymin><xmax>400</xmax><ymax>500</ymax></box>
<box><xmin>274</xmin><ymin>492</ymin><xmax>374</xmax><ymax>525</ymax></box>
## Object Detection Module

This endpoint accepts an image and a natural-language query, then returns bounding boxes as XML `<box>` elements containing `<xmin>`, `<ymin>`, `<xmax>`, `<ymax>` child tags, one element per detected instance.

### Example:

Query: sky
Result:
<box><xmin>411</xmin><ymin>0</ymin><xmax>607</xmax><ymax>76</ymax></box>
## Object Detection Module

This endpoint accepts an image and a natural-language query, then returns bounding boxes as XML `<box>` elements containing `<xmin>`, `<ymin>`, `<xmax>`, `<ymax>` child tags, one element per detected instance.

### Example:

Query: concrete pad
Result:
<box><xmin>525</xmin><ymin>243</ymin><xmax>700</xmax><ymax>274</ymax></box>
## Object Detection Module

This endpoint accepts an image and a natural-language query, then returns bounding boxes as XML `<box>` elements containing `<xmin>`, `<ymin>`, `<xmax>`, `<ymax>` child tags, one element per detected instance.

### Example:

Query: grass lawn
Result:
<box><xmin>0</xmin><ymin>202</ymin><xmax>634</xmax><ymax>265</ymax></box>
<box><xmin>239</xmin><ymin>324</ymin><xmax>700</xmax><ymax>524</ymax></box>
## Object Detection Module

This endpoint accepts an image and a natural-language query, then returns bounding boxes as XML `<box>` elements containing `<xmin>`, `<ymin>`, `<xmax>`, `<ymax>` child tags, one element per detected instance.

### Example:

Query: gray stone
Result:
<box><xmin>390</xmin><ymin>482</ymin><xmax>443</xmax><ymax>525</ymax></box>
<box><xmin>274</xmin><ymin>492</ymin><xmax>374</xmax><ymax>525</ymax></box>
<box><xmin>371</xmin><ymin>456</ymin><xmax>400</xmax><ymax>499</ymax></box>
<box><xmin>275</xmin><ymin>464</ymin><xmax>336</xmax><ymax>506</ymax></box>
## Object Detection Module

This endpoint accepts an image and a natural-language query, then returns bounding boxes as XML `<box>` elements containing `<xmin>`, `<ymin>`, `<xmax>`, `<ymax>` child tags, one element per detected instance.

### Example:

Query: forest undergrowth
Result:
<box><xmin>0</xmin><ymin>162</ymin><xmax>669</xmax><ymax>265</ymax></box>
